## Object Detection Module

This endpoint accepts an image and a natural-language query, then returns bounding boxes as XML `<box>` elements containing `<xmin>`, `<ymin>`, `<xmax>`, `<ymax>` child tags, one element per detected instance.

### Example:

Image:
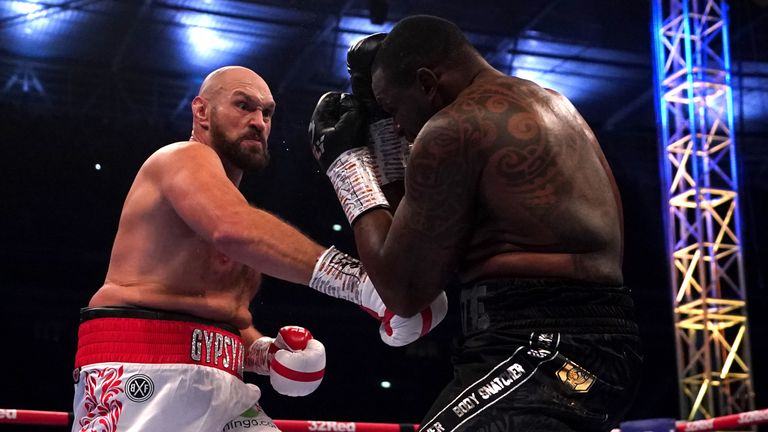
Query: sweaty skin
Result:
<box><xmin>361</xmin><ymin>64</ymin><xmax>623</xmax><ymax>316</ymax></box>
<box><xmin>89</xmin><ymin>66</ymin><xmax>325</xmax><ymax>344</ymax></box>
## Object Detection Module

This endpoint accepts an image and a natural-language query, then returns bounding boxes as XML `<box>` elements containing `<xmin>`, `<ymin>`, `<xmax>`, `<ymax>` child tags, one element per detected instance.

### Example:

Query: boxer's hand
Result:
<box><xmin>359</xmin><ymin>274</ymin><xmax>449</xmax><ymax>347</ymax></box>
<box><xmin>347</xmin><ymin>33</ymin><xmax>410</xmax><ymax>185</ymax></box>
<box><xmin>308</xmin><ymin>91</ymin><xmax>367</xmax><ymax>173</ymax></box>
<box><xmin>309</xmin><ymin>94</ymin><xmax>389</xmax><ymax>224</ymax></box>
<box><xmin>245</xmin><ymin>326</ymin><xmax>325</xmax><ymax>397</ymax></box>
<box><xmin>347</xmin><ymin>32</ymin><xmax>388</xmax><ymax>120</ymax></box>
<box><xmin>308</xmin><ymin>246</ymin><xmax>447</xmax><ymax>346</ymax></box>
<box><xmin>309</xmin><ymin>246</ymin><xmax>366</xmax><ymax>304</ymax></box>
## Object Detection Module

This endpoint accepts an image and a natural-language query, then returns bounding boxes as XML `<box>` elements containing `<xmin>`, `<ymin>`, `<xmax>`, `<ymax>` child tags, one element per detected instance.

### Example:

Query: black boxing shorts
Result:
<box><xmin>418</xmin><ymin>278</ymin><xmax>643</xmax><ymax>432</ymax></box>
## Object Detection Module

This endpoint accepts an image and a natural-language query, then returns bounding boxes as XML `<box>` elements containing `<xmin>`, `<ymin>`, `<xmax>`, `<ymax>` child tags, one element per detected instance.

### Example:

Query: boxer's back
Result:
<box><xmin>89</xmin><ymin>142</ymin><xmax>260</xmax><ymax>328</ymax></box>
<box><xmin>455</xmin><ymin>74</ymin><xmax>623</xmax><ymax>285</ymax></box>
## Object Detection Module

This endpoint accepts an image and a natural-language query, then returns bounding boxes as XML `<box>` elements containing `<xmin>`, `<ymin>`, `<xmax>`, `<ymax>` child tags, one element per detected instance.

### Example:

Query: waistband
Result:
<box><xmin>76</xmin><ymin>307</ymin><xmax>245</xmax><ymax>379</ymax></box>
<box><xmin>458</xmin><ymin>278</ymin><xmax>638</xmax><ymax>335</ymax></box>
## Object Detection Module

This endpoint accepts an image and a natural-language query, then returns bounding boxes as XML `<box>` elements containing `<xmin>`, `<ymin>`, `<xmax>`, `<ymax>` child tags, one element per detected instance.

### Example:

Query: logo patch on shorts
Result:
<box><xmin>557</xmin><ymin>360</ymin><xmax>595</xmax><ymax>393</ymax></box>
<box><xmin>240</xmin><ymin>406</ymin><xmax>261</xmax><ymax>418</ymax></box>
<box><xmin>125</xmin><ymin>374</ymin><xmax>154</xmax><ymax>402</ymax></box>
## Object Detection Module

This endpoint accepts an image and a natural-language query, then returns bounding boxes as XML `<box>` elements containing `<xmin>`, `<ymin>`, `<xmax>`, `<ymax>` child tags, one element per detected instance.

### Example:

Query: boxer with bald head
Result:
<box><xmin>310</xmin><ymin>15</ymin><xmax>642</xmax><ymax>432</ymax></box>
<box><xmin>72</xmin><ymin>66</ymin><xmax>448</xmax><ymax>432</ymax></box>
<box><xmin>89</xmin><ymin>66</ymin><xmax>313</xmax><ymax>322</ymax></box>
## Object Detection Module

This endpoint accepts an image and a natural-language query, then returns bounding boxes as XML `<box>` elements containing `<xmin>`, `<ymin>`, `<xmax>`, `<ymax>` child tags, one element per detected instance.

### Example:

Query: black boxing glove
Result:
<box><xmin>308</xmin><ymin>91</ymin><xmax>389</xmax><ymax>224</ymax></box>
<box><xmin>347</xmin><ymin>33</ymin><xmax>410</xmax><ymax>185</ymax></box>
<box><xmin>347</xmin><ymin>32</ymin><xmax>388</xmax><ymax>121</ymax></box>
<box><xmin>309</xmin><ymin>91</ymin><xmax>366</xmax><ymax>172</ymax></box>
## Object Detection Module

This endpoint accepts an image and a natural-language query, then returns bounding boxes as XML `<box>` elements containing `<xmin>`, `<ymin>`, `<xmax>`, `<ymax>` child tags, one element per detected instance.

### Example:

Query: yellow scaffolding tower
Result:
<box><xmin>651</xmin><ymin>0</ymin><xmax>755</xmax><ymax>422</ymax></box>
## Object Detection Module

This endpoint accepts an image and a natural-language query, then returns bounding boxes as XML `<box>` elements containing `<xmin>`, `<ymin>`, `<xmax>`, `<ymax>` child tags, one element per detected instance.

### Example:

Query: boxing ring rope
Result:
<box><xmin>0</xmin><ymin>409</ymin><xmax>417</xmax><ymax>431</ymax></box>
<box><xmin>3</xmin><ymin>408</ymin><xmax>768</xmax><ymax>431</ymax></box>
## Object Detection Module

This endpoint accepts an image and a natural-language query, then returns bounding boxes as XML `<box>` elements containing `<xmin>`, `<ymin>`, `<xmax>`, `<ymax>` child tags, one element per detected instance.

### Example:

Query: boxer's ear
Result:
<box><xmin>191</xmin><ymin>96</ymin><xmax>210</xmax><ymax>128</ymax></box>
<box><xmin>416</xmin><ymin>67</ymin><xmax>443</xmax><ymax>111</ymax></box>
<box><xmin>415</xmin><ymin>67</ymin><xmax>438</xmax><ymax>98</ymax></box>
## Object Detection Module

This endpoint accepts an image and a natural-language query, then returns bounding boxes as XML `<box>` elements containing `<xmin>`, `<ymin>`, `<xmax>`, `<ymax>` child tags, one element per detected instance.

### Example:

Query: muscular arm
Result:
<box><xmin>240</xmin><ymin>326</ymin><xmax>264</xmax><ymax>348</ymax></box>
<box><xmin>381</xmin><ymin>180</ymin><xmax>405</xmax><ymax>209</ymax></box>
<box><xmin>353</xmin><ymin>117</ymin><xmax>475</xmax><ymax>316</ymax></box>
<box><xmin>154</xmin><ymin>143</ymin><xmax>325</xmax><ymax>285</ymax></box>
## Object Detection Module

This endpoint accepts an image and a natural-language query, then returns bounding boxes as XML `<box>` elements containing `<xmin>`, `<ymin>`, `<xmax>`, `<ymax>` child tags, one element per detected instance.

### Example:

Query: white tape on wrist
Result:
<box><xmin>245</xmin><ymin>337</ymin><xmax>274</xmax><ymax>375</ymax></box>
<box><xmin>308</xmin><ymin>246</ymin><xmax>364</xmax><ymax>305</ymax></box>
<box><xmin>326</xmin><ymin>147</ymin><xmax>390</xmax><ymax>224</ymax></box>
<box><xmin>368</xmin><ymin>117</ymin><xmax>409</xmax><ymax>185</ymax></box>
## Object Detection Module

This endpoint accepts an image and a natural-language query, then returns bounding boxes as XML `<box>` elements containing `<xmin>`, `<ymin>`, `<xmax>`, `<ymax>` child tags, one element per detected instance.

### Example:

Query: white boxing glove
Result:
<box><xmin>244</xmin><ymin>326</ymin><xmax>325</xmax><ymax>397</ymax></box>
<box><xmin>308</xmin><ymin>246</ymin><xmax>448</xmax><ymax>347</ymax></box>
<box><xmin>359</xmin><ymin>274</ymin><xmax>448</xmax><ymax>347</ymax></box>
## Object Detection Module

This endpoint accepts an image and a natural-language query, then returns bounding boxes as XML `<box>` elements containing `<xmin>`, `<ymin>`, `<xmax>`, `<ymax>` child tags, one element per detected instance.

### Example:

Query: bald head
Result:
<box><xmin>198</xmin><ymin>66</ymin><xmax>270</xmax><ymax>102</ymax></box>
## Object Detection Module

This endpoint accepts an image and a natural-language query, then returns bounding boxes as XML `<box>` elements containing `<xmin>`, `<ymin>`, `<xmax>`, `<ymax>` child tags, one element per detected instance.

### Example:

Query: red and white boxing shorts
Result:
<box><xmin>72</xmin><ymin>307</ymin><xmax>279</xmax><ymax>432</ymax></box>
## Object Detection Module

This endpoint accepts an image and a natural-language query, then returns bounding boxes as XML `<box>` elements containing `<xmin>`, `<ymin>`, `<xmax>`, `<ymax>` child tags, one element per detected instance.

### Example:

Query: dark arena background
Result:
<box><xmin>1</xmin><ymin>0</ymin><xmax>766</xmax><ymax>430</ymax></box>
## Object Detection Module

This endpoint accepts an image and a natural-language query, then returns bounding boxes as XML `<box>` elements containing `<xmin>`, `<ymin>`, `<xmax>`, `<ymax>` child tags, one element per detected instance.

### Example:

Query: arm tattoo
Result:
<box><xmin>406</xmin><ymin>122</ymin><xmax>473</xmax><ymax>239</ymax></box>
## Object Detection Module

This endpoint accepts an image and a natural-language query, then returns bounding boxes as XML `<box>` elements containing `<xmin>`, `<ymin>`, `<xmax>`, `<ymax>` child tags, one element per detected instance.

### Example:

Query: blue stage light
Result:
<box><xmin>173</xmin><ymin>9</ymin><xmax>257</xmax><ymax>70</ymax></box>
<box><xmin>182</xmin><ymin>14</ymin><xmax>233</xmax><ymax>59</ymax></box>
<box><xmin>8</xmin><ymin>1</ymin><xmax>50</xmax><ymax>34</ymax></box>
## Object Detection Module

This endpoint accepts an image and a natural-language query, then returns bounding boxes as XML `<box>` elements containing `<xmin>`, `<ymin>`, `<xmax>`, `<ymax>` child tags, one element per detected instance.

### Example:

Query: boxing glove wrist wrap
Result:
<box><xmin>368</xmin><ymin>117</ymin><xmax>409</xmax><ymax>185</ymax></box>
<box><xmin>326</xmin><ymin>146</ymin><xmax>390</xmax><ymax>224</ymax></box>
<box><xmin>308</xmin><ymin>246</ymin><xmax>364</xmax><ymax>305</ymax></box>
<box><xmin>245</xmin><ymin>336</ymin><xmax>274</xmax><ymax>375</ymax></box>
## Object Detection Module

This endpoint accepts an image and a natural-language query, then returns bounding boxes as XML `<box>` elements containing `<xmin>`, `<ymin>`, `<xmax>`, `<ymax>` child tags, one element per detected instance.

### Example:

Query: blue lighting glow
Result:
<box><xmin>10</xmin><ymin>0</ymin><xmax>42</xmax><ymax>14</ymax></box>
<box><xmin>7</xmin><ymin>1</ymin><xmax>51</xmax><ymax>34</ymax></box>
<box><xmin>506</xmin><ymin>36</ymin><xmax>647</xmax><ymax>105</ymax></box>
<box><xmin>681</xmin><ymin>0</ymin><xmax>703</xmax><ymax>185</ymax></box>
<box><xmin>335</xmin><ymin>16</ymin><xmax>394</xmax><ymax>86</ymax></box>
<box><xmin>0</xmin><ymin>0</ymin><xmax>82</xmax><ymax>57</ymax></box>
<box><xmin>335</xmin><ymin>16</ymin><xmax>651</xmax><ymax>109</ymax></box>
<box><xmin>182</xmin><ymin>14</ymin><xmax>234</xmax><ymax>60</ymax></box>
<box><xmin>651</xmin><ymin>1</ymin><xmax>670</xmax><ymax>149</ymax></box>
<box><xmin>171</xmin><ymin>7</ymin><xmax>259</xmax><ymax>70</ymax></box>
<box><xmin>719</xmin><ymin>0</ymin><xmax>746</xmax><ymax>252</ymax></box>
<box><xmin>339</xmin><ymin>16</ymin><xmax>392</xmax><ymax>36</ymax></box>
<box><xmin>721</xmin><ymin>1</ymin><xmax>739</xmax><ymax>187</ymax></box>
<box><xmin>651</xmin><ymin>0</ymin><xmax>674</xmax><ymax>264</ymax></box>
<box><xmin>733</xmin><ymin>64</ymin><xmax>768</xmax><ymax>129</ymax></box>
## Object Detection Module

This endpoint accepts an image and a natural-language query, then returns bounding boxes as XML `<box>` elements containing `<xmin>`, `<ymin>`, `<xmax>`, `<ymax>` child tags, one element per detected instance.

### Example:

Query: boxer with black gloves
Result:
<box><xmin>307</xmin><ymin>91</ymin><xmax>447</xmax><ymax>343</ymax></box>
<box><xmin>311</xmin><ymin>16</ymin><xmax>642</xmax><ymax>432</ymax></box>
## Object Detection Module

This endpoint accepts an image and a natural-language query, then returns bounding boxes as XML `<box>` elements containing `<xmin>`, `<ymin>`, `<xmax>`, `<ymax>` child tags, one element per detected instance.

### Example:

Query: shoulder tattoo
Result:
<box><xmin>464</xmin><ymin>80</ymin><xmax>570</xmax><ymax>209</ymax></box>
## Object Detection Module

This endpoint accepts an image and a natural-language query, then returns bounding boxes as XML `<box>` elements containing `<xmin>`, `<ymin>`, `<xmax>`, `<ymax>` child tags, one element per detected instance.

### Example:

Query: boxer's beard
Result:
<box><xmin>210</xmin><ymin>116</ymin><xmax>270</xmax><ymax>172</ymax></box>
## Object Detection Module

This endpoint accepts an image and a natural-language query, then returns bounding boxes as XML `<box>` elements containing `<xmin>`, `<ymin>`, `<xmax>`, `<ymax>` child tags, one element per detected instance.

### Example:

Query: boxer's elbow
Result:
<box><xmin>211</xmin><ymin>223</ymin><xmax>247</xmax><ymax>253</ymax></box>
<box><xmin>379</xmin><ymin>292</ymin><xmax>416</xmax><ymax>317</ymax></box>
<box><xmin>359</xmin><ymin>245</ymin><xmax>442</xmax><ymax>316</ymax></box>
<box><xmin>377</xmin><ymin>280</ymin><xmax>437</xmax><ymax>317</ymax></box>
<box><xmin>387</xmin><ymin>301</ymin><xmax>422</xmax><ymax>318</ymax></box>
<box><xmin>210</xmin><ymin>212</ymin><xmax>263</xmax><ymax>256</ymax></box>
<box><xmin>386</xmin><ymin>295</ymin><xmax>435</xmax><ymax>317</ymax></box>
